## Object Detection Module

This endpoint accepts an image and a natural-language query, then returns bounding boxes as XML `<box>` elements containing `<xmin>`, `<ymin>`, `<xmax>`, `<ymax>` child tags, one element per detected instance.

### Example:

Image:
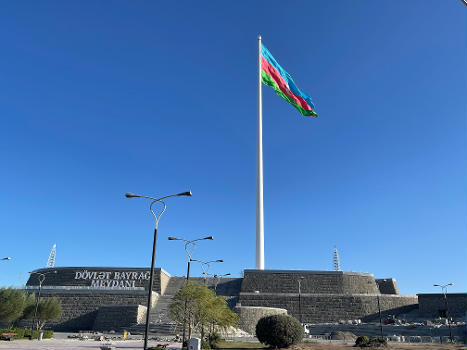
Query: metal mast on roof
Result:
<box><xmin>333</xmin><ymin>245</ymin><xmax>341</xmax><ymax>271</ymax></box>
<box><xmin>46</xmin><ymin>244</ymin><xmax>56</xmax><ymax>268</ymax></box>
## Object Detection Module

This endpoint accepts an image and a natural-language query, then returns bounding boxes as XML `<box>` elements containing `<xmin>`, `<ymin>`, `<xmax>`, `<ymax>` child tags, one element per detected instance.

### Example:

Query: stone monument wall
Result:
<box><xmin>93</xmin><ymin>304</ymin><xmax>147</xmax><ymax>331</ymax></box>
<box><xmin>234</xmin><ymin>306</ymin><xmax>287</xmax><ymax>335</ymax></box>
<box><xmin>418</xmin><ymin>293</ymin><xmax>467</xmax><ymax>318</ymax></box>
<box><xmin>239</xmin><ymin>292</ymin><xmax>418</xmax><ymax>323</ymax></box>
<box><xmin>375</xmin><ymin>278</ymin><xmax>399</xmax><ymax>295</ymax></box>
<box><xmin>22</xmin><ymin>289</ymin><xmax>157</xmax><ymax>331</ymax></box>
<box><xmin>241</xmin><ymin>270</ymin><xmax>380</xmax><ymax>295</ymax></box>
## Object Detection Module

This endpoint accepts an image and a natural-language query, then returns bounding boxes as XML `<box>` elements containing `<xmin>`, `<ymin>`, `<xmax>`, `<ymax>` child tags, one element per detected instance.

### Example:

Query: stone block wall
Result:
<box><xmin>160</xmin><ymin>269</ymin><xmax>171</xmax><ymax>295</ymax></box>
<box><xmin>375</xmin><ymin>278</ymin><xmax>399</xmax><ymax>295</ymax></box>
<box><xmin>235</xmin><ymin>306</ymin><xmax>287</xmax><ymax>335</ymax></box>
<box><xmin>93</xmin><ymin>305</ymin><xmax>147</xmax><ymax>331</ymax></box>
<box><xmin>242</xmin><ymin>270</ymin><xmax>379</xmax><ymax>295</ymax></box>
<box><xmin>239</xmin><ymin>293</ymin><xmax>418</xmax><ymax>323</ymax></box>
<box><xmin>23</xmin><ymin>289</ymin><xmax>157</xmax><ymax>331</ymax></box>
<box><xmin>418</xmin><ymin>293</ymin><xmax>467</xmax><ymax>318</ymax></box>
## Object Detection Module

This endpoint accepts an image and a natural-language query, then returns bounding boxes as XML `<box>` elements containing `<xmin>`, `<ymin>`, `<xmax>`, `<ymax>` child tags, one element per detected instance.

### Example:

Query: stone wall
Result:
<box><xmin>234</xmin><ymin>306</ymin><xmax>287</xmax><ymax>335</ymax></box>
<box><xmin>239</xmin><ymin>293</ymin><xmax>418</xmax><ymax>323</ymax></box>
<box><xmin>242</xmin><ymin>270</ymin><xmax>379</xmax><ymax>295</ymax></box>
<box><xmin>418</xmin><ymin>293</ymin><xmax>467</xmax><ymax>318</ymax></box>
<box><xmin>160</xmin><ymin>269</ymin><xmax>171</xmax><ymax>295</ymax></box>
<box><xmin>375</xmin><ymin>278</ymin><xmax>399</xmax><ymax>295</ymax></box>
<box><xmin>23</xmin><ymin>289</ymin><xmax>157</xmax><ymax>331</ymax></box>
<box><xmin>26</xmin><ymin>267</ymin><xmax>170</xmax><ymax>293</ymax></box>
<box><xmin>93</xmin><ymin>305</ymin><xmax>146</xmax><ymax>331</ymax></box>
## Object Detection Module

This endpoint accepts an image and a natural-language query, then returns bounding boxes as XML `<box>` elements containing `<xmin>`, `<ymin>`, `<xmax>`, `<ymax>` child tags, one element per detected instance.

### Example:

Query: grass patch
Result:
<box><xmin>216</xmin><ymin>341</ymin><xmax>267</xmax><ymax>349</ymax></box>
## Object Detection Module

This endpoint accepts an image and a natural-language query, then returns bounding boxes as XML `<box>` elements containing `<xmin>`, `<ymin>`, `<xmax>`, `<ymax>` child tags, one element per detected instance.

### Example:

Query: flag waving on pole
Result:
<box><xmin>261</xmin><ymin>43</ymin><xmax>317</xmax><ymax>117</ymax></box>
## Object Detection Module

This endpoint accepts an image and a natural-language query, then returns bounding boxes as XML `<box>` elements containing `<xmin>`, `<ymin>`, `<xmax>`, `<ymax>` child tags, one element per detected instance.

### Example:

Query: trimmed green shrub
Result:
<box><xmin>0</xmin><ymin>328</ymin><xmax>53</xmax><ymax>340</ymax></box>
<box><xmin>355</xmin><ymin>336</ymin><xmax>370</xmax><ymax>346</ymax></box>
<box><xmin>201</xmin><ymin>340</ymin><xmax>211</xmax><ymax>349</ymax></box>
<box><xmin>255</xmin><ymin>314</ymin><xmax>304</xmax><ymax>348</ymax></box>
<box><xmin>355</xmin><ymin>336</ymin><xmax>387</xmax><ymax>348</ymax></box>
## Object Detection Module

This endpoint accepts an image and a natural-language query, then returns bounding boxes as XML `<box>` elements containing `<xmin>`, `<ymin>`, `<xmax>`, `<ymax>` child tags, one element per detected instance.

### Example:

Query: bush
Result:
<box><xmin>256</xmin><ymin>314</ymin><xmax>304</xmax><ymax>348</ymax></box>
<box><xmin>0</xmin><ymin>328</ymin><xmax>53</xmax><ymax>340</ymax></box>
<box><xmin>201</xmin><ymin>339</ymin><xmax>211</xmax><ymax>349</ymax></box>
<box><xmin>355</xmin><ymin>336</ymin><xmax>387</xmax><ymax>348</ymax></box>
<box><xmin>355</xmin><ymin>336</ymin><xmax>370</xmax><ymax>346</ymax></box>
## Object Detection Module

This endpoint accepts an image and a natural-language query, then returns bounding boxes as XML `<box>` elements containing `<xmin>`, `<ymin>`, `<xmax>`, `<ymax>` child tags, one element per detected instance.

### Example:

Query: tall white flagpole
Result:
<box><xmin>256</xmin><ymin>35</ymin><xmax>264</xmax><ymax>270</ymax></box>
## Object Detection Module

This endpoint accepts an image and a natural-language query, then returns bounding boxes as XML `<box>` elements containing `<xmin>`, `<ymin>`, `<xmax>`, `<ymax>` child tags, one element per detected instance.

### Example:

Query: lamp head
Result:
<box><xmin>203</xmin><ymin>236</ymin><xmax>214</xmax><ymax>240</ymax></box>
<box><xmin>125</xmin><ymin>193</ymin><xmax>140</xmax><ymax>198</ymax></box>
<box><xmin>168</xmin><ymin>236</ymin><xmax>178</xmax><ymax>241</ymax></box>
<box><xmin>1</xmin><ymin>257</ymin><xmax>11</xmax><ymax>260</ymax></box>
<box><xmin>433</xmin><ymin>284</ymin><xmax>440</xmax><ymax>287</ymax></box>
<box><xmin>177</xmin><ymin>191</ymin><xmax>192</xmax><ymax>197</ymax></box>
<box><xmin>225</xmin><ymin>273</ymin><xmax>231</xmax><ymax>276</ymax></box>
<box><xmin>448</xmin><ymin>283</ymin><xmax>454</xmax><ymax>286</ymax></box>
<box><xmin>216</xmin><ymin>260</ymin><xmax>224</xmax><ymax>263</ymax></box>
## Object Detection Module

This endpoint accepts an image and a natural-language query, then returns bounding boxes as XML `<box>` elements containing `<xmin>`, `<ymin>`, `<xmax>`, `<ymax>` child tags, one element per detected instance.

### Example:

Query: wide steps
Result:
<box><xmin>125</xmin><ymin>322</ymin><xmax>181</xmax><ymax>336</ymax></box>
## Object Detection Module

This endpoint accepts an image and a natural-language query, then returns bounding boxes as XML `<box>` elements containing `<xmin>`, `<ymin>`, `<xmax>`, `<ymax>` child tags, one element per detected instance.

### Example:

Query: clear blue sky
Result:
<box><xmin>1</xmin><ymin>1</ymin><xmax>466</xmax><ymax>295</ymax></box>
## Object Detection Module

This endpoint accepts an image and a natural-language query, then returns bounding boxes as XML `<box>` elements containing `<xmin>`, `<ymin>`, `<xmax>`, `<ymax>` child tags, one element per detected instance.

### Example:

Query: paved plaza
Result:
<box><xmin>0</xmin><ymin>337</ymin><xmax>181</xmax><ymax>350</ymax></box>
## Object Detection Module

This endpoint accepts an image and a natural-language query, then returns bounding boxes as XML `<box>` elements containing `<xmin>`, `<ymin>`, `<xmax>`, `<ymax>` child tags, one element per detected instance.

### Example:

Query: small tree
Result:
<box><xmin>204</xmin><ymin>295</ymin><xmax>238</xmax><ymax>347</ymax></box>
<box><xmin>256</xmin><ymin>314</ymin><xmax>304</xmax><ymax>348</ymax></box>
<box><xmin>0</xmin><ymin>288</ymin><xmax>34</xmax><ymax>326</ymax></box>
<box><xmin>169</xmin><ymin>281</ymin><xmax>238</xmax><ymax>342</ymax></box>
<box><xmin>23</xmin><ymin>297</ymin><xmax>62</xmax><ymax>330</ymax></box>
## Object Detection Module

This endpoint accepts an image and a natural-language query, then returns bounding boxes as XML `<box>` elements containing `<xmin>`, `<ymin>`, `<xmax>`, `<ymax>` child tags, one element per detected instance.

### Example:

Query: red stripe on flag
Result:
<box><xmin>261</xmin><ymin>56</ymin><xmax>313</xmax><ymax>111</ymax></box>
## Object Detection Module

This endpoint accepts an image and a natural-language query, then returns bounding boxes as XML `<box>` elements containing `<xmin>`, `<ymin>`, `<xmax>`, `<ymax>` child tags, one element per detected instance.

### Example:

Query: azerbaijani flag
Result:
<box><xmin>261</xmin><ymin>43</ymin><xmax>317</xmax><ymax>117</ymax></box>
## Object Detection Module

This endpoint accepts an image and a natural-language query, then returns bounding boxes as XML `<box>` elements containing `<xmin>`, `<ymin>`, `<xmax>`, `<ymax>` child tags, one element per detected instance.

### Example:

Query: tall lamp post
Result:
<box><xmin>213</xmin><ymin>273</ymin><xmax>231</xmax><ymax>293</ymax></box>
<box><xmin>434</xmin><ymin>283</ymin><xmax>454</xmax><ymax>343</ymax></box>
<box><xmin>297</xmin><ymin>277</ymin><xmax>304</xmax><ymax>324</ymax></box>
<box><xmin>190</xmin><ymin>259</ymin><xmax>224</xmax><ymax>285</ymax></box>
<box><xmin>168</xmin><ymin>236</ymin><xmax>214</xmax><ymax>281</ymax></box>
<box><xmin>28</xmin><ymin>270</ymin><xmax>57</xmax><ymax>332</ymax></box>
<box><xmin>125</xmin><ymin>190</ymin><xmax>192</xmax><ymax>350</ymax></box>
<box><xmin>168</xmin><ymin>235</ymin><xmax>214</xmax><ymax>345</ymax></box>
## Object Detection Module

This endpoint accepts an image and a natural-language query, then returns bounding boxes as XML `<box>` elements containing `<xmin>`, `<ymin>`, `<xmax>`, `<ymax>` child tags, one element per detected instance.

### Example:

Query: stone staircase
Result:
<box><xmin>126</xmin><ymin>277</ymin><xmax>187</xmax><ymax>335</ymax></box>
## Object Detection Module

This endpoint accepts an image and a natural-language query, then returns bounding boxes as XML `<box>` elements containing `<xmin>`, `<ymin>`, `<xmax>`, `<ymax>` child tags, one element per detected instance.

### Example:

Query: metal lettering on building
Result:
<box><xmin>74</xmin><ymin>270</ymin><xmax>150</xmax><ymax>288</ymax></box>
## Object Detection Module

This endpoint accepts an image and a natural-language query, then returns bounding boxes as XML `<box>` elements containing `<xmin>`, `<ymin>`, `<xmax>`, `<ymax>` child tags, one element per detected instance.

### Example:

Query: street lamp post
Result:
<box><xmin>168</xmin><ymin>235</ymin><xmax>214</xmax><ymax>345</ymax></box>
<box><xmin>434</xmin><ymin>283</ymin><xmax>454</xmax><ymax>343</ymax></box>
<box><xmin>190</xmin><ymin>259</ymin><xmax>224</xmax><ymax>285</ymax></box>
<box><xmin>297</xmin><ymin>277</ymin><xmax>304</xmax><ymax>324</ymax></box>
<box><xmin>377</xmin><ymin>295</ymin><xmax>383</xmax><ymax>340</ymax></box>
<box><xmin>168</xmin><ymin>236</ymin><xmax>214</xmax><ymax>281</ymax></box>
<box><xmin>28</xmin><ymin>270</ymin><xmax>57</xmax><ymax>332</ymax></box>
<box><xmin>213</xmin><ymin>273</ymin><xmax>231</xmax><ymax>293</ymax></box>
<box><xmin>185</xmin><ymin>259</ymin><xmax>223</xmax><ymax>340</ymax></box>
<box><xmin>125</xmin><ymin>190</ymin><xmax>191</xmax><ymax>350</ymax></box>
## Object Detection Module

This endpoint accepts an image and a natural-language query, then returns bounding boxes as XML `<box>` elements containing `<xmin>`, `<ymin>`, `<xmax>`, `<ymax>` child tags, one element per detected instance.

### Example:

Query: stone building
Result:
<box><xmin>24</xmin><ymin>266</ymin><xmax>464</xmax><ymax>332</ymax></box>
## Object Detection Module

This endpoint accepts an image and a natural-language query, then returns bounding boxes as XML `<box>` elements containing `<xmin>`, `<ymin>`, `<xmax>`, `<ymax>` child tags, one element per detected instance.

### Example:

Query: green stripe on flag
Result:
<box><xmin>261</xmin><ymin>71</ymin><xmax>317</xmax><ymax>117</ymax></box>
